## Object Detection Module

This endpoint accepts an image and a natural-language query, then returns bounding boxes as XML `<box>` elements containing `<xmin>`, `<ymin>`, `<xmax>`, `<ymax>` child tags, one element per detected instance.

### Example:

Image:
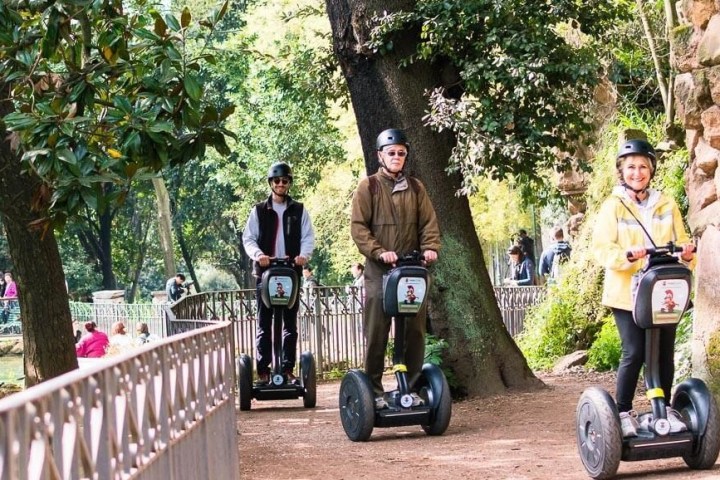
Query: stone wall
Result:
<box><xmin>673</xmin><ymin>0</ymin><xmax>720</xmax><ymax>389</ymax></box>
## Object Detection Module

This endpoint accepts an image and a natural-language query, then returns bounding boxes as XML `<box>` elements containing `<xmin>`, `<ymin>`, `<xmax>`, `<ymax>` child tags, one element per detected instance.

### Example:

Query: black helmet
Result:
<box><xmin>616</xmin><ymin>139</ymin><xmax>656</xmax><ymax>173</ymax></box>
<box><xmin>267</xmin><ymin>162</ymin><xmax>293</xmax><ymax>181</ymax></box>
<box><xmin>376</xmin><ymin>128</ymin><xmax>409</xmax><ymax>151</ymax></box>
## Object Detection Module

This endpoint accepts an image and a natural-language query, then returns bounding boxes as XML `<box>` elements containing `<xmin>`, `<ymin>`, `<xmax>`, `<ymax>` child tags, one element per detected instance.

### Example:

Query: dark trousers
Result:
<box><xmin>363</xmin><ymin>268</ymin><xmax>426</xmax><ymax>397</ymax></box>
<box><xmin>255</xmin><ymin>282</ymin><xmax>299</xmax><ymax>375</ymax></box>
<box><xmin>613</xmin><ymin>308</ymin><xmax>676</xmax><ymax>413</ymax></box>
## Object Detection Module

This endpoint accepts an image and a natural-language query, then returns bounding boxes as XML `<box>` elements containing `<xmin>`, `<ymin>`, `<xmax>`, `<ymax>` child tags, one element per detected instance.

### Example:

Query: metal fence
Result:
<box><xmin>170</xmin><ymin>285</ymin><xmax>545</xmax><ymax>375</ymax></box>
<box><xmin>493</xmin><ymin>286</ymin><xmax>546</xmax><ymax>336</ymax></box>
<box><xmin>69</xmin><ymin>301</ymin><xmax>166</xmax><ymax>338</ymax></box>
<box><xmin>0</xmin><ymin>321</ymin><xmax>239</xmax><ymax>480</ymax></box>
<box><xmin>170</xmin><ymin>287</ymin><xmax>367</xmax><ymax>375</ymax></box>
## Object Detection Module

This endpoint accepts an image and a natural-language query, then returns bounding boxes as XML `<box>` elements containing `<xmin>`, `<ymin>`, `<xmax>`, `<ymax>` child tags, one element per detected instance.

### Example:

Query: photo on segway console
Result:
<box><xmin>268</xmin><ymin>276</ymin><xmax>293</xmax><ymax>307</ymax></box>
<box><xmin>396</xmin><ymin>277</ymin><xmax>426</xmax><ymax>314</ymax></box>
<box><xmin>651</xmin><ymin>280</ymin><xmax>689</xmax><ymax>325</ymax></box>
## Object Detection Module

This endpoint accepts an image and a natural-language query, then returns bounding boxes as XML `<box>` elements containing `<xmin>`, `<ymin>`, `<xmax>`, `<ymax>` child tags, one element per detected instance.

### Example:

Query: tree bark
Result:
<box><xmin>325</xmin><ymin>0</ymin><xmax>541</xmax><ymax>396</ymax></box>
<box><xmin>153</xmin><ymin>177</ymin><xmax>176</xmax><ymax>278</ymax></box>
<box><xmin>0</xmin><ymin>84</ymin><xmax>78</xmax><ymax>386</ymax></box>
<box><xmin>176</xmin><ymin>224</ymin><xmax>201</xmax><ymax>292</ymax></box>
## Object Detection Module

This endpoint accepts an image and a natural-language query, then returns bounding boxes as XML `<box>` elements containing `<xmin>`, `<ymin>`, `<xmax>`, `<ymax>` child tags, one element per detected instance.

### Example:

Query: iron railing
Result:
<box><xmin>170</xmin><ymin>285</ymin><xmax>545</xmax><ymax>374</ymax></box>
<box><xmin>0</xmin><ymin>321</ymin><xmax>239</xmax><ymax>480</ymax></box>
<box><xmin>493</xmin><ymin>286</ymin><xmax>546</xmax><ymax>336</ymax></box>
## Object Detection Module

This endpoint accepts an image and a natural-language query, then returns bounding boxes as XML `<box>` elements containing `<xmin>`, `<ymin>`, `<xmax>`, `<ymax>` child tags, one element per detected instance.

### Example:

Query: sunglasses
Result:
<box><xmin>383</xmin><ymin>150</ymin><xmax>407</xmax><ymax>157</ymax></box>
<box><xmin>272</xmin><ymin>177</ymin><xmax>290</xmax><ymax>185</ymax></box>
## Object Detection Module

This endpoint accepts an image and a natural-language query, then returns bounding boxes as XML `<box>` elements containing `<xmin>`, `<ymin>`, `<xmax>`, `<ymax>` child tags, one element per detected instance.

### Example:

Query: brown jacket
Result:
<box><xmin>351</xmin><ymin>170</ymin><xmax>441</xmax><ymax>266</ymax></box>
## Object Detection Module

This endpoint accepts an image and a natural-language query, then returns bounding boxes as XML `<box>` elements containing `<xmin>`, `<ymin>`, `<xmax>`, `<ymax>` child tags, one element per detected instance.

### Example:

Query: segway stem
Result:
<box><xmin>392</xmin><ymin>317</ymin><xmax>411</xmax><ymax>396</ymax></box>
<box><xmin>644</xmin><ymin>328</ymin><xmax>667</xmax><ymax>420</ymax></box>
<box><xmin>273</xmin><ymin>307</ymin><xmax>283</xmax><ymax>375</ymax></box>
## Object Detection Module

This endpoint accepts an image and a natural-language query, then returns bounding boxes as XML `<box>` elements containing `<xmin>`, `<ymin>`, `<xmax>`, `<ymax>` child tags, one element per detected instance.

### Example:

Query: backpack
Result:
<box><xmin>550</xmin><ymin>242</ymin><xmax>571</xmax><ymax>279</ymax></box>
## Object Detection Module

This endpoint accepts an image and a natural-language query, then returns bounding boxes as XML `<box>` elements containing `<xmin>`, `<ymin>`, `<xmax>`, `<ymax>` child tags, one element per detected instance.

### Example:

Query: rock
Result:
<box><xmin>694</xmin><ymin>137</ymin><xmax>720</xmax><ymax>175</ymax></box>
<box><xmin>701</xmin><ymin>104</ymin><xmax>720</xmax><ymax>148</ymax></box>
<box><xmin>672</xmin><ymin>24</ymin><xmax>702</xmax><ymax>72</ymax></box>
<box><xmin>552</xmin><ymin>350</ymin><xmax>588</xmax><ymax>374</ymax></box>
<box><xmin>674</xmin><ymin>71</ymin><xmax>712</xmax><ymax>129</ymax></box>
<box><xmin>698</xmin><ymin>14</ymin><xmax>720</xmax><ymax>66</ymax></box>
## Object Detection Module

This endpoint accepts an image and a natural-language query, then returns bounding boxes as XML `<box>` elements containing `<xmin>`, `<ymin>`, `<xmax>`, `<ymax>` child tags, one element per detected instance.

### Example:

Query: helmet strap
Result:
<box><xmin>622</xmin><ymin>182</ymin><xmax>648</xmax><ymax>202</ymax></box>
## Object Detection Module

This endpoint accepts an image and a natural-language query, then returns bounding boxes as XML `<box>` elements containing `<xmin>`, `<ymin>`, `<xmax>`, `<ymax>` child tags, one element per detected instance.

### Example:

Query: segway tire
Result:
<box><xmin>419</xmin><ymin>363</ymin><xmax>451</xmax><ymax>436</ymax></box>
<box><xmin>575</xmin><ymin>387</ymin><xmax>622</xmax><ymax>480</ymax></box>
<box><xmin>237</xmin><ymin>354</ymin><xmax>253</xmax><ymax>411</ymax></box>
<box><xmin>339</xmin><ymin>370</ymin><xmax>375</xmax><ymax>442</ymax></box>
<box><xmin>300</xmin><ymin>351</ymin><xmax>317</xmax><ymax>408</ymax></box>
<box><xmin>682</xmin><ymin>391</ymin><xmax>720</xmax><ymax>469</ymax></box>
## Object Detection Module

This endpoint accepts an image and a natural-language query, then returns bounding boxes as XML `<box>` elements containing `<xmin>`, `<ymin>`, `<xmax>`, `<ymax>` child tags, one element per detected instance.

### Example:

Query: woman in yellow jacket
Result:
<box><xmin>592</xmin><ymin>138</ymin><xmax>696</xmax><ymax>438</ymax></box>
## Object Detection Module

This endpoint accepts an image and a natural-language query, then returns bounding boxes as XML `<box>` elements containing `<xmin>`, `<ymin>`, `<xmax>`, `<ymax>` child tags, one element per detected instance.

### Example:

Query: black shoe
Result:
<box><xmin>283</xmin><ymin>370</ymin><xmax>298</xmax><ymax>384</ymax></box>
<box><xmin>254</xmin><ymin>372</ymin><xmax>270</xmax><ymax>386</ymax></box>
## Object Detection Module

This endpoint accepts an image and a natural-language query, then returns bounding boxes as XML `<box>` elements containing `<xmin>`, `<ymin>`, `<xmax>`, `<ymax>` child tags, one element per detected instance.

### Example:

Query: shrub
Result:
<box><xmin>587</xmin><ymin>316</ymin><xmax>621</xmax><ymax>371</ymax></box>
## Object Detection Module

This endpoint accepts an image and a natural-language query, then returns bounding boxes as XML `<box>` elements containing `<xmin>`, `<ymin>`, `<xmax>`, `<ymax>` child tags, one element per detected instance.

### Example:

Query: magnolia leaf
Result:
<box><xmin>181</xmin><ymin>7</ymin><xmax>191</xmax><ymax>28</ymax></box>
<box><xmin>183</xmin><ymin>73</ymin><xmax>202</xmax><ymax>101</ymax></box>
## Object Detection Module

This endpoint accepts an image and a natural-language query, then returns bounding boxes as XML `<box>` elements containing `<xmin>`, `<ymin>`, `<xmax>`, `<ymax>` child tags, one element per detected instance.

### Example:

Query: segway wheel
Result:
<box><xmin>300</xmin><ymin>351</ymin><xmax>317</xmax><ymax>408</ymax></box>
<box><xmin>419</xmin><ymin>363</ymin><xmax>451</xmax><ymax>436</ymax></box>
<box><xmin>338</xmin><ymin>370</ymin><xmax>375</xmax><ymax>442</ymax></box>
<box><xmin>681</xmin><ymin>389</ymin><xmax>720</xmax><ymax>469</ymax></box>
<box><xmin>575</xmin><ymin>387</ymin><xmax>622</xmax><ymax>480</ymax></box>
<box><xmin>237</xmin><ymin>354</ymin><xmax>253</xmax><ymax>411</ymax></box>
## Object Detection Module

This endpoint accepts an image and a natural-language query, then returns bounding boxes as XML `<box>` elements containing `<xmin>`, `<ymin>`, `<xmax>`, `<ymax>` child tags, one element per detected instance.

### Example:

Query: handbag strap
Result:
<box><xmin>618</xmin><ymin>198</ymin><xmax>658</xmax><ymax>249</ymax></box>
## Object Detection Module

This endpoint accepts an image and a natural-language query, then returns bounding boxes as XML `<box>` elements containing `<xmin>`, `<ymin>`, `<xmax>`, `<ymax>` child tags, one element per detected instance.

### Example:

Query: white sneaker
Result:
<box><xmin>375</xmin><ymin>396</ymin><xmax>389</xmax><ymax>410</ymax></box>
<box><xmin>619</xmin><ymin>411</ymin><xmax>639</xmax><ymax>437</ymax></box>
<box><xmin>666</xmin><ymin>407</ymin><xmax>688</xmax><ymax>433</ymax></box>
<box><xmin>410</xmin><ymin>392</ymin><xmax>425</xmax><ymax>407</ymax></box>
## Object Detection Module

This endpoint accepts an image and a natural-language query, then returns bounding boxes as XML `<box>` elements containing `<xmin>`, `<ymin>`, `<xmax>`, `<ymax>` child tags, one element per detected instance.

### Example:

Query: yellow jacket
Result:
<box><xmin>592</xmin><ymin>187</ymin><xmax>694</xmax><ymax>311</ymax></box>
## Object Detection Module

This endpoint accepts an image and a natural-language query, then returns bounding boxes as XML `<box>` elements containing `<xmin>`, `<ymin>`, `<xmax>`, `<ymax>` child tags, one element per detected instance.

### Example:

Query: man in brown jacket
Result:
<box><xmin>350</xmin><ymin>128</ymin><xmax>441</xmax><ymax>409</ymax></box>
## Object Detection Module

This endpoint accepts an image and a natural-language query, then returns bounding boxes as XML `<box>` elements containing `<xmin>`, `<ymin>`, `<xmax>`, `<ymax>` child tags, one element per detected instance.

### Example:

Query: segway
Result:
<box><xmin>576</xmin><ymin>242</ymin><xmax>720</xmax><ymax>479</ymax></box>
<box><xmin>338</xmin><ymin>251</ymin><xmax>452</xmax><ymax>441</ymax></box>
<box><xmin>237</xmin><ymin>258</ymin><xmax>317</xmax><ymax>411</ymax></box>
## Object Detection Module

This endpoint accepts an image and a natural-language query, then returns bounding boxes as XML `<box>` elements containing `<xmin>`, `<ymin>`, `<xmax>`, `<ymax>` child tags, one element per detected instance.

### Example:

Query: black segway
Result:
<box><xmin>237</xmin><ymin>258</ymin><xmax>317</xmax><ymax>411</ymax></box>
<box><xmin>338</xmin><ymin>251</ymin><xmax>452</xmax><ymax>441</ymax></box>
<box><xmin>576</xmin><ymin>242</ymin><xmax>720</xmax><ymax>479</ymax></box>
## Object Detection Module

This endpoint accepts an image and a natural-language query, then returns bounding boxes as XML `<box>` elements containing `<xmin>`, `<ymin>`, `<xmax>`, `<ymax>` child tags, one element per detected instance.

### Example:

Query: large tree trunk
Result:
<box><xmin>0</xmin><ymin>84</ymin><xmax>78</xmax><ymax>386</ymax></box>
<box><xmin>325</xmin><ymin>0</ymin><xmax>541</xmax><ymax>396</ymax></box>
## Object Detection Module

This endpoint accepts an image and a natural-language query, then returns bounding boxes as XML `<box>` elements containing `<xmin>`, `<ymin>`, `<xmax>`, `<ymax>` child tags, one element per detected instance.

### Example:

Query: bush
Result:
<box><xmin>587</xmin><ymin>316</ymin><xmax>621</xmax><ymax>371</ymax></box>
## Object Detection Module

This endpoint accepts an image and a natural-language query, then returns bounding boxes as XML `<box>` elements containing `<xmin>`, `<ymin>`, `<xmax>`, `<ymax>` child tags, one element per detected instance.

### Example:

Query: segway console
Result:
<box><xmin>576</xmin><ymin>242</ymin><xmax>720</xmax><ymax>479</ymax></box>
<box><xmin>236</xmin><ymin>257</ymin><xmax>317</xmax><ymax>410</ymax></box>
<box><xmin>339</xmin><ymin>251</ymin><xmax>451</xmax><ymax>441</ymax></box>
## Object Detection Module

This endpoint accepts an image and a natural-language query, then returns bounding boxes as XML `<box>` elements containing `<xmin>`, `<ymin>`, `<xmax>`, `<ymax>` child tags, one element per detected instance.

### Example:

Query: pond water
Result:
<box><xmin>0</xmin><ymin>355</ymin><xmax>23</xmax><ymax>385</ymax></box>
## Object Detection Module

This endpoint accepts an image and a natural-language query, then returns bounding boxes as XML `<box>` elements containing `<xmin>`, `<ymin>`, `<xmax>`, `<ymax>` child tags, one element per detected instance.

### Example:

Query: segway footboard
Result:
<box><xmin>375</xmin><ymin>407</ymin><xmax>431</xmax><ymax>428</ymax></box>
<box><xmin>253</xmin><ymin>384</ymin><xmax>303</xmax><ymax>401</ymax></box>
<box><xmin>621</xmin><ymin>432</ymin><xmax>694</xmax><ymax>462</ymax></box>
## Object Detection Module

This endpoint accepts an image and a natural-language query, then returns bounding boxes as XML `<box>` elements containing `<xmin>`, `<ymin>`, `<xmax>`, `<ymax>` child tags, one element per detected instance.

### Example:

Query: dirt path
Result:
<box><xmin>237</xmin><ymin>371</ymin><xmax>720</xmax><ymax>479</ymax></box>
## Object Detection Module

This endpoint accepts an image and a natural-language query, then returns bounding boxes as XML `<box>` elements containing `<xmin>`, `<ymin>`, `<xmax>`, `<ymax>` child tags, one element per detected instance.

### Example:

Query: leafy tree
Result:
<box><xmin>324</xmin><ymin>0</ymin><xmax>629</xmax><ymax>395</ymax></box>
<box><xmin>366</xmin><ymin>0</ymin><xmax>631</xmax><ymax>196</ymax></box>
<box><xmin>203</xmin><ymin>0</ymin><xmax>345</xmax><ymax>286</ymax></box>
<box><xmin>0</xmin><ymin>0</ymin><xmax>232</xmax><ymax>384</ymax></box>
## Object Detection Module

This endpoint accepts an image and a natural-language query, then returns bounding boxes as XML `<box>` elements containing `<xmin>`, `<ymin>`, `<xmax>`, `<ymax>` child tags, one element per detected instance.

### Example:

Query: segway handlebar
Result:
<box><xmin>385</xmin><ymin>251</ymin><xmax>426</xmax><ymax>267</ymax></box>
<box><xmin>267</xmin><ymin>256</ymin><xmax>296</xmax><ymax>268</ymax></box>
<box><xmin>625</xmin><ymin>241</ymin><xmax>696</xmax><ymax>259</ymax></box>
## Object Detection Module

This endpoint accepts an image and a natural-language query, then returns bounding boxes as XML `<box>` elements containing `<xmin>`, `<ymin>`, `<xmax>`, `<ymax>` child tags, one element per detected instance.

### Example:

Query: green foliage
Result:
<box><xmin>0</xmin><ymin>0</ymin><xmax>235</xmax><ymax>227</ymax></box>
<box><xmin>424</xmin><ymin>334</ymin><xmax>448</xmax><ymax>366</ymax></box>
<box><xmin>367</xmin><ymin>0</ymin><xmax>632</xmax><ymax>196</ymax></box>
<box><xmin>606</xmin><ymin>1</ymin><xmax>668</xmax><ymax>112</ymax></box>
<box><xmin>586</xmin><ymin>316</ymin><xmax>621</xmax><ymax>371</ymax></box>
<box><xmin>468</xmin><ymin>177</ymin><xmax>533</xmax><ymax>245</ymax></box>
<box><xmin>517</xmin><ymin>221</ymin><xmax>606</xmax><ymax>369</ymax></box>
<box><xmin>673</xmin><ymin>310</ymin><xmax>693</xmax><ymax>382</ymax></box>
